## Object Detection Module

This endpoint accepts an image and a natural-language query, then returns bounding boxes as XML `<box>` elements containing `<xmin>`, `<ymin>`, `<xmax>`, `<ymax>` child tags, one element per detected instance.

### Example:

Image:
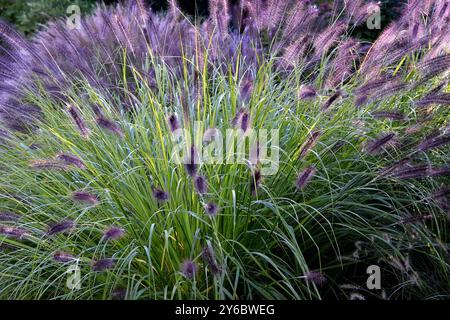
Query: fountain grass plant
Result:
<box><xmin>0</xmin><ymin>0</ymin><xmax>449</xmax><ymax>299</ymax></box>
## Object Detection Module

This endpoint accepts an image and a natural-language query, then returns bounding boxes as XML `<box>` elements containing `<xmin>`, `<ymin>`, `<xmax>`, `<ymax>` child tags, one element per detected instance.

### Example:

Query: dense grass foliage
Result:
<box><xmin>0</xmin><ymin>0</ymin><xmax>449</xmax><ymax>300</ymax></box>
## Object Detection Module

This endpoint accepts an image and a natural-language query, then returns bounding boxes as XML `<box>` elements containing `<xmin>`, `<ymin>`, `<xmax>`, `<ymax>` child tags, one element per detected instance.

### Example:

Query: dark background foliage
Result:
<box><xmin>0</xmin><ymin>0</ymin><xmax>406</xmax><ymax>36</ymax></box>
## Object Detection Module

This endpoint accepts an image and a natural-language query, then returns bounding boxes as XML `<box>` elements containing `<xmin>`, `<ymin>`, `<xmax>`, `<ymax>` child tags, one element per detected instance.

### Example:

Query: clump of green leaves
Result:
<box><xmin>0</xmin><ymin>0</ymin><xmax>96</xmax><ymax>35</ymax></box>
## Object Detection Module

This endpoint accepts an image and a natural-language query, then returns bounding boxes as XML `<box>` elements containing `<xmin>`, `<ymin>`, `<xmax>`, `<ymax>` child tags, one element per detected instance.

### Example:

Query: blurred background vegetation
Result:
<box><xmin>0</xmin><ymin>0</ymin><xmax>406</xmax><ymax>37</ymax></box>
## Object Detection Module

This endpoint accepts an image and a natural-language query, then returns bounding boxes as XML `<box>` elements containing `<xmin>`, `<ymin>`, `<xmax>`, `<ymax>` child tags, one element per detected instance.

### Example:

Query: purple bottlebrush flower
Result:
<box><xmin>298</xmin><ymin>86</ymin><xmax>317</xmax><ymax>100</ymax></box>
<box><xmin>103</xmin><ymin>226</ymin><xmax>125</xmax><ymax>241</ymax></box>
<box><xmin>0</xmin><ymin>225</ymin><xmax>27</xmax><ymax>239</ymax></box>
<box><xmin>47</xmin><ymin>220</ymin><xmax>75</xmax><ymax>236</ymax></box>
<box><xmin>239</xmin><ymin>78</ymin><xmax>253</xmax><ymax>103</ymax></box>
<box><xmin>92</xmin><ymin>258</ymin><xmax>115</xmax><ymax>271</ymax></box>
<box><xmin>0</xmin><ymin>211</ymin><xmax>21</xmax><ymax>222</ymax></box>
<box><xmin>68</xmin><ymin>105</ymin><xmax>90</xmax><ymax>138</ymax></box>
<box><xmin>378</xmin><ymin>157</ymin><xmax>411</xmax><ymax>177</ymax></box>
<box><xmin>203</xmin><ymin>128</ymin><xmax>220</xmax><ymax>144</ymax></box>
<box><xmin>425</xmin><ymin>82</ymin><xmax>446</xmax><ymax>97</ymax></box>
<box><xmin>415</xmin><ymin>93</ymin><xmax>450</xmax><ymax>108</ymax></box>
<box><xmin>111</xmin><ymin>287</ymin><xmax>127</xmax><ymax>300</ymax></box>
<box><xmin>181</xmin><ymin>260</ymin><xmax>198</xmax><ymax>279</ymax></box>
<box><xmin>184</xmin><ymin>145</ymin><xmax>199</xmax><ymax>176</ymax></box>
<box><xmin>356</xmin><ymin>77</ymin><xmax>398</xmax><ymax>97</ymax></box>
<box><xmin>231</xmin><ymin>109</ymin><xmax>250</xmax><ymax>133</ymax></box>
<box><xmin>404</xmin><ymin>123</ymin><xmax>424</xmax><ymax>135</ymax></box>
<box><xmin>250</xmin><ymin>169</ymin><xmax>262</xmax><ymax>195</ymax></box>
<box><xmin>432</xmin><ymin>187</ymin><xmax>450</xmax><ymax>213</ymax></box>
<box><xmin>304</xmin><ymin>271</ymin><xmax>327</xmax><ymax>286</ymax></box>
<box><xmin>280</xmin><ymin>35</ymin><xmax>310</xmax><ymax>69</ymax></box>
<box><xmin>313</xmin><ymin>22</ymin><xmax>346</xmax><ymax>57</ymax></box>
<box><xmin>418</xmin><ymin>133</ymin><xmax>450</xmax><ymax>152</ymax></box>
<box><xmin>372</xmin><ymin>110</ymin><xmax>405</xmax><ymax>120</ymax></box>
<box><xmin>399</xmin><ymin>214</ymin><xmax>433</xmax><ymax>225</ymax></box>
<box><xmin>365</xmin><ymin>133</ymin><xmax>396</xmax><ymax>154</ymax></box>
<box><xmin>231</xmin><ymin>110</ymin><xmax>244</xmax><ymax>127</ymax></box>
<box><xmin>202</xmin><ymin>245</ymin><xmax>221</xmax><ymax>275</ymax></box>
<box><xmin>205</xmin><ymin>202</ymin><xmax>219</xmax><ymax>217</ymax></box>
<box><xmin>53</xmin><ymin>250</ymin><xmax>75</xmax><ymax>263</ymax></box>
<box><xmin>168</xmin><ymin>113</ymin><xmax>180</xmax><ymax>132</ymax></box>
<box><xmin>390</xmin><ymin>164</ymin><xmax>431</xmax><ymax>179</ymax></box>
<box><xmin>298</xmin><ymin>130</ymin><xmax>322</xmax><ymax>160</ymax></box>
<box><xmin>295</xmin><ymin>166</ymin><xmax>316</xmax><ymax>190</ymax></box>
<box><xmin>91</xmin><ymin>104</ymin><xmax>104</xmax><ymax>118</ymax></box>
<box><xmin>0</xmin><ymin>20</ymin><xmax>30</xmax><ymax>51</ymax></box>
<box><xmin>0</xmin><ymin>128</ymin><xmax>11</xmax><ymax>141</ymax></box>
<box><xmin>240</xmin><ymin>112</ymin><xmax>250</xmax><ymax>133</ymax></box>
<box><xmin>56</xmin><ymin>153</ymin><xmax>86</xmax><ymax>169</ymax></box>
<box><xmin>369</xmin><ymin>82</ymin><xmax>409</xmax><ymax>102</ymax></box>
<box><xmin>153</xmin><ymin>187</ymin><xmax>169</xmax><ymax>202</ymax></box>
<box><xmin>432</xmin><ymin>187</ymin><xmax>450</xmax><ymax>201</ymax></box>
<box><xmin>410</xmin><ymin>22</ymin><xmax>420</xmax><ymax>40</ymax></box>
<box><xmin>428</xmin><ymin>166</ymin><xmax>450</xmax><ymax>178</ymax></box>
<box><xmin>194</xmin><ymin>175</ymin><xmax>208</xmax><ymax>195</ymax></box>
<box><xmin>325</xmin><ymin>39</ymin><xmax>360</xmax><ymax>89</ymax></box>
<box><xmin>71</xmin><ymin>191</ymin><xmax>99</xmax><ymax>206</ymax></box>
<box><xmin>210</xmin><ymin>0</ymin><xmax>230</xmax><ymax>35</ymax></box>
<box><xmin>417</xmin><ymin>54</ymin><xmax>450</xmax><ymax>81</ymax></box>
<box><xmin>97</xmin><ymin>117</ymin><xmax>124</xmax><ymax>137</ymax></box>
<box><xmin>321</xmin><ymin>91</ymin><xmax>341</xmax><ymax>112</ymax></box>
<box><xmin>354</xmin><ymin>95</ymin><xmax>368</xmax><ymax>107</ymax></box>
<box><xmin>30</xmin><ymin>159</ymin><xmax>69</xmax><ymax>171</ymax></box>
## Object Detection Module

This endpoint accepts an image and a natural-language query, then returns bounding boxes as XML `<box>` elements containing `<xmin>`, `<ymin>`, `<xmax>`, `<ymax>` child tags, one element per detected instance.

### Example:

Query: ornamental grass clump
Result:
<box><xmin>0</xmin><ymin>0</ymin><xmax>449</xmax><ymax>300</ymax></box>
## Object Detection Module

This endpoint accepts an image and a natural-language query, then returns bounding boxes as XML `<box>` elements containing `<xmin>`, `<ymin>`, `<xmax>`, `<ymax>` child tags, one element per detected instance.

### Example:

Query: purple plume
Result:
<box><xmin>68</xmin><ymin>106</ymin><xmax>90</xmax><ymax>138</ymax></box>
<box><xmin>0</xmin><ymin>211</ymin><xmax>21</xmax><ymax>222</ymax></box>
<box><xmin>400</xmin><ymin>214</ymin><xmax>433</xmax><ymax>225</ymax></box>
<box><xmin>194</xmin><ymin>175</ymin><xmax>208</xmax><ymax>195</ymax></box>
<box><xmin>231</xmin><ymin>109</ymin><xmax>250</xmax><ymax>133</ymax></box>
<box><xmin>304</xmin><ymin>271</ymin><xmax>327</xmax><ymax>286</ymax></box>
<box><xmin>92</xmin><ymin>258</ymin><xmax>115</xmax><ymax>271</ymax></box>
<box><xmin>184</xmin><ymin>145</ymin><xmax>199</xmax><ymax>176</ymax></box>
<box><xmin>390</xmin><ymin>164</ymin><xmax>429</xmax><ymax>179</ymax></box>
<box><xmin>205</xmin><ymin>202</ymin><xmax>219</xmax><ymax>216</ymax></box>
<box><xmin>47</xmin><ymin>220</ymin><xmax>75</xmax><ymax>236</ymax></box>
<box><xmin>71</xmin><ymin>191</ymin><xmax>99</xmax><ymax>206</ymax></box>
<box><xmin>168</xmin><ymin>114</ymin><xmax>180</xmax><ymax>132</ymax></box>
<box><xmin>418</xmin><ymin>133</ymin><xmax>450</xmax><ymax>151</ymax></box>
<box><xmin>298</xmin><ymin>86</ymin><xmax>317</xmax><ymax>100</ymax></box>
<box><xmin>53</xmin><ymin>250</ymin><xmax>75</xmax><ymax>263</ymax></box>
<box><xmin>415</xmin><ymin>93</ymin><xmax>450</xmax><ymax>108</ymax></box>
<box><xmin>0</xmin><ymin>225</ymin><xmax>26</xmax><ymax>239</ymax></box>
<box><xmin>30</xmin><ymin>159</ymin><xmax>69</xmax><ymax>171</ymax></box>
<box><xmin>372</xmin><ymin>110</ymin><xmax>405</xmax><ymax>120</ymax></box>
<box><xmin>202</xmin><ymin>245</ymin><xmax>221</xmax><ymax>275</ymax></box>
<box><xmin>432</xmin><ymin>187</ymin><xmax>450</xmax><ymax>213</ymax></box>
<box><xmin>239</xmin><ymin>78</ymin><xmax>253</xmax><ymax>103</ymax></box>
<box><xmin>250</xmin><ymin>169</ymin><xmax>262</xmax><ymax>195</ymax></box>
<box><xmin>111</xmin><ymin>287</ymin><xmax>127</xmax><ymax>300</ymax></box>
<box><xmin>321</xmin><ymin>91</ymin><xmax>341</xmax><ymax>112</ymax></box>
<box><xmin>56</xmin><ymin>153</ymin><xmax>86</xmax><ymax>169</ymax></box>
<box><xmin>295</xmin><ymin>166</ymin><xmax>316</xmax><ymax>190</ymax></box>
<box><xmin>181</xmin><ymin>260</ymin><xmax>198</xmax><ymax>279</ymax></box>
<box><xmin>103</xmin><ymin>226</ymin><xmax>125</xmax><ymax>241</ymax></box>
<box><xmin>153</xmin><ymin>187</ymin><xmax>169</xmax><ymax>202</ymax></box>
<box><xmin>365</xmin><ymin>133</ymin><xmax>396</xmax><ymax>154</ymax></box>
<box><xmin>97</xmin><ymin>117</ymin><xmax>124</xmax><ymax>137</ymax></box>
<box><xmin>298</xmin><ymin>131</ymin><xmax>322</xmax><ymax>160</ymax></box>
<box><xmin>388</xmin><ymin>164</ymin><xmax>450</xmax><ymax>179</ymax></box>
